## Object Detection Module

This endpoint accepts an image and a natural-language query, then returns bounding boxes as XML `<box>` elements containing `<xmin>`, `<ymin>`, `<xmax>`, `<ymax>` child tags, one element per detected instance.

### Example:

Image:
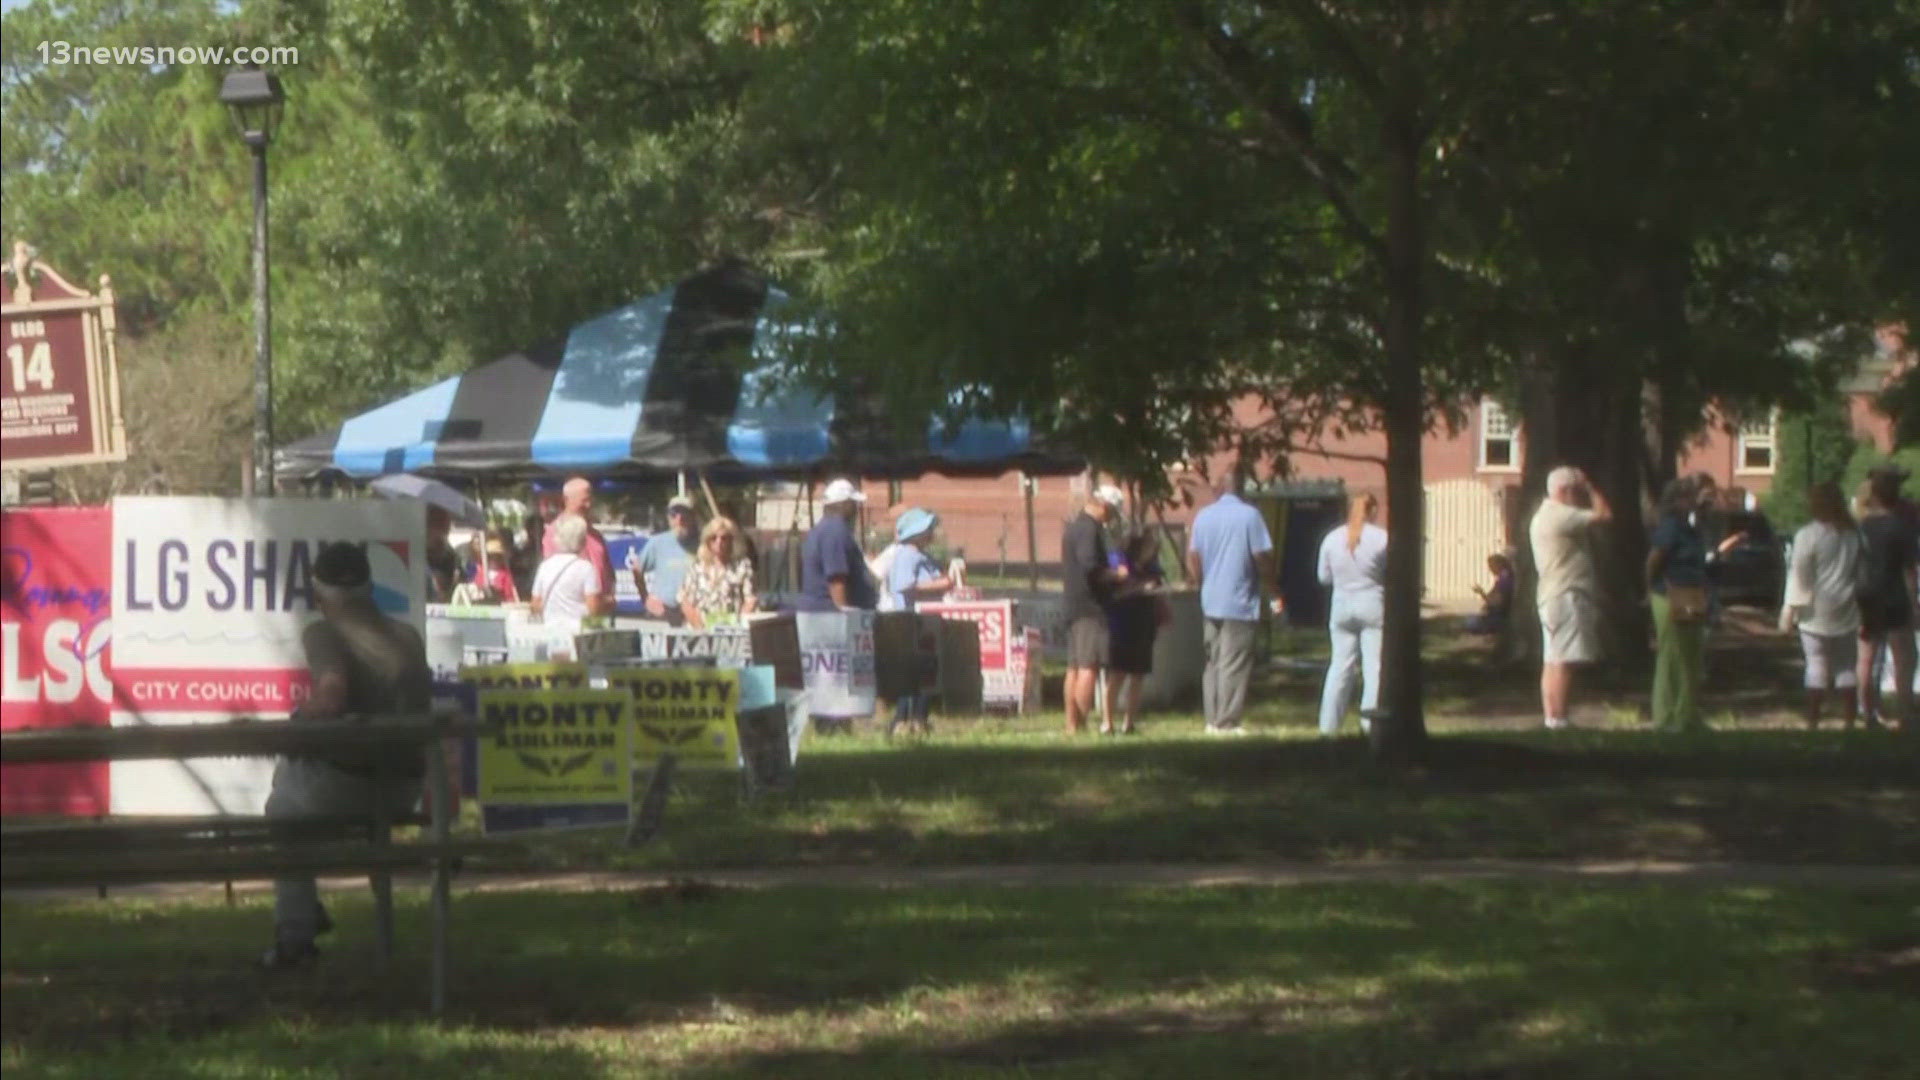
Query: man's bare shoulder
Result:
<box><xmin>301</xmin><ymin>618</ymin><xmax>346</xmax><ymax>648</ymax></box>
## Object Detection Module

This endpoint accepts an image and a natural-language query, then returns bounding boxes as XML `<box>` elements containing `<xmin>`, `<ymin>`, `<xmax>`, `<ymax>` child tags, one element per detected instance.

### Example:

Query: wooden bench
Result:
<box><xmin>0</xmin><ymin>715</ymin><xmax>491</xmax><ymax>1015</ymax></box>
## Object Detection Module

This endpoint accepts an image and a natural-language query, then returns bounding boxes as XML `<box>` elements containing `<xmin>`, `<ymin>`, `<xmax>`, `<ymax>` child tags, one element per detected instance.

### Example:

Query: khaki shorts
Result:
<box><xmin>1068</xmin><ymin>615</ymin><xmax>1111</xmax><ymax>670</ymax></box>
<box><xmin>1540</xmin><ymin>591</ymin><xmax>1600</xmax><ymax>664</ymax></box>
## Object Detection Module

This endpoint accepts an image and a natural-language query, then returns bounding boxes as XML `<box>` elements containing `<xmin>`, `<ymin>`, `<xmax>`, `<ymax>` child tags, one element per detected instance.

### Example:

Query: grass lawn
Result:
<box><xmin>5</xmin><ymin>881</ymin><xmax>1915</xmax><ymax>1079</ymax></box>
<box><xmin>472</xmin><ymin>724</ymin><xmax>1920</xmax><ymax>872</ymax></box>
<box><xmin>470</xmin><ymin>611</ymin><xmax>1910</xmax><ymax>873</ymax></box>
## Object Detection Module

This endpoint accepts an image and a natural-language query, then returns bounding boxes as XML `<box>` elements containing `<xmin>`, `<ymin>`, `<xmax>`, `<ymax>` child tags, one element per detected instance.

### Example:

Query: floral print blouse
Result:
<box><xmin>676</xmin><ymin>557</ymin><xmax>756</xmax><ymax>623</ymax></box>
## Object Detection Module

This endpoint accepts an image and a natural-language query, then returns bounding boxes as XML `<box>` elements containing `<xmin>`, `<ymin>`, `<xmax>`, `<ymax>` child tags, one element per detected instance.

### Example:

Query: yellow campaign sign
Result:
<box><xmin>477</xmin><ymin>688</ymin><xmax>632</xmax><ymax>805</ymax></box>
<box><xmin>607</xmin><ymin>667</ymin><xmax>740</xmax><ymax>771</ymax></box>
<box><xmin>459</xmin><ymin>661</ymin><xmax>589</xmax><ymax>692</ymax></box>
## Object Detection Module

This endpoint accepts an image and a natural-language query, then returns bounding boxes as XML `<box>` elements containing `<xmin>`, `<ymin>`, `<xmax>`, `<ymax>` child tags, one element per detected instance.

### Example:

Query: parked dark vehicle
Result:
<box><xmin>1698</xmin><ymin>509</ymin><xmax>1786</xmax><ymax>610</ymax></box>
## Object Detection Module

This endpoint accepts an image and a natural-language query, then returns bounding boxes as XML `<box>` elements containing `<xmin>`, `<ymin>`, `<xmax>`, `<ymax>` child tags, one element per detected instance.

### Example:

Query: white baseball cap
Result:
<box><xmin>822</xmin><ymin>478</ymin><xmax>867</xmax><ymax>505</ymax></box>
<box><xmin>1094</xmin><ymin>484</ymin><xmax>1125</xmax><ymax>509</ymax></box>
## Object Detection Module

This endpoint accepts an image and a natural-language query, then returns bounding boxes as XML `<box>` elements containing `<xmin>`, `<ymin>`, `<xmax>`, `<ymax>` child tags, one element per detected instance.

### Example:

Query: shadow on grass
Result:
<box><xmin>8</xmin><ymin>882</ymin><xmax>1913</xmax><ymax>1078</ymax></box>
<box><xmin>493</xmin><ymin>730</ymin><xmax>1920</xmax><ymax>871</ymax></box>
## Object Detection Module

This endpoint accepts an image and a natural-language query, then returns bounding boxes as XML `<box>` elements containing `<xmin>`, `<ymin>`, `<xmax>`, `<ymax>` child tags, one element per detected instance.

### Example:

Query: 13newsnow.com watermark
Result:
<box><xmin>35</xmin><ymin>42</ymin><xmax>299</xmax><ymax>67</ymax></box>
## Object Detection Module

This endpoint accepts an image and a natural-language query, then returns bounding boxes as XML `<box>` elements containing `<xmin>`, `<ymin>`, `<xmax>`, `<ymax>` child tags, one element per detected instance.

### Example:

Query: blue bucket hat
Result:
<box><xmin>894</xmin><ymin>508</ymin><xmax>939</xmax><ymax>543</ymax></box>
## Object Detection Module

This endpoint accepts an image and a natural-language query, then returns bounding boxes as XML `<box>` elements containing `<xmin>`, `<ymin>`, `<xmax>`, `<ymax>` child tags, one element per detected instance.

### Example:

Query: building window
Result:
<box><xmin>1737</xmin><ymin>413</ymin><xmax>1776</xmax><ymax>474</ymax></box>
<box><xmin>1479</xmin><ymin>399</ymin><xmax>1518</xmax><ymax>471</ymax></box>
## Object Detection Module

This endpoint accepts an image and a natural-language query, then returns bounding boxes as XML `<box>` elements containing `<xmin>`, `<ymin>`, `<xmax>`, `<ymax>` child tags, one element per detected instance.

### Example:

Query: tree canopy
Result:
<box><xmin>5</xmin><ymin>0</ymin><xmax>1916</xmax><ymax>757</ymax></box>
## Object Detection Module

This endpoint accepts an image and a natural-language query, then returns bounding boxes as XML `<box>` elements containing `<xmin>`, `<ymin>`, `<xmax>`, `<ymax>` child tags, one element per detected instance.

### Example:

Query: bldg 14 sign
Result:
<box><xmin>1</xmin><ymin>246</ymin><xmax>127</xmax><ymax>470</ymax></box>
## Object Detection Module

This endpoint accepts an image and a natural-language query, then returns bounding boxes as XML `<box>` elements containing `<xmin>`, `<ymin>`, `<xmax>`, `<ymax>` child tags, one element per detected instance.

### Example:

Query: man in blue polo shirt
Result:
<box><xmin>629</xmin><ymin>494</ymin><xmax>701</xmax><ymax>623</ymax></box>
<box><xmin>798</xmin><ymin>478</ymin><xmax>878</xmax><ymax>612</ymax></box>
<box><xmin>1186</xmin><ymin>471</ymin><xmax>1280</xmax><ymax>733</ymax></box>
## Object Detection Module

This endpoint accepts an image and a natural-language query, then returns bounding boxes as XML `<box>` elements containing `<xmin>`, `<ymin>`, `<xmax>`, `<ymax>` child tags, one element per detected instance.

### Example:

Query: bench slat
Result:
<box><xmin>2</xmin><ymin>814</ymin><xmax>432</xmax><ymax>850</ymax></box>
<box><xmin>1</xmin><ymin>840</ymin><xmax>495</xmax><ymax>889</ymax></box>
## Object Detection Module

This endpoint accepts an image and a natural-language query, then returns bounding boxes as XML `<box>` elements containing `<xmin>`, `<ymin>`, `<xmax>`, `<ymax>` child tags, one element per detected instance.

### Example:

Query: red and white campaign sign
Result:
<box><xmin>109</xmin><ymin>497</ymin><xmax>425</xmax><ymax>813</ymax></box>
<box><xmin>1</xmin><ymin>507</ymin><xmax>113</xmax><ymax>815</ymax></box>
<box><xmin>919</xmin><ymin>600</ymin><xmax>1025</xmax><ymax>708</ymax></box>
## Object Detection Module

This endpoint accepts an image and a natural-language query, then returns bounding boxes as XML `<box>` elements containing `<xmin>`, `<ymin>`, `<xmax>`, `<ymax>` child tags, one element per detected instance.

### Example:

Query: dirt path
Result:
<box><xmin>11</xmin><ymin>859</ymin><xmax>1918</xmax><ymax>904</ymax></box>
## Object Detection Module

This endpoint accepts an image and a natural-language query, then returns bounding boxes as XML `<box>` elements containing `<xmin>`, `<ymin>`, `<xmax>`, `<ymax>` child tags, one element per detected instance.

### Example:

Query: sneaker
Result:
<box><xmin>1544</xmin><ymin>717</ymin><xmax>1571</xmax><ymax>731</ymax></box>
<box><xmin>1205</xmin><ymin>725</ymin><xmax>1249</xmax><ymax>737</ymax></box>
<box><xmin>258</xmin><ymin>941</ymin><xmax>320</xmax><ymax>970</ymax></box>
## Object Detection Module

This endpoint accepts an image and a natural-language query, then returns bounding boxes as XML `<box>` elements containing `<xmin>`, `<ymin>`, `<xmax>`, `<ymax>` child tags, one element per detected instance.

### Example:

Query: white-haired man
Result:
<box><xmin>262</xmin><ymin>542</ymin><xmax>431</xmax><ymax>968</ymax></box>
<box><xmin>1529</xmin><ymin>465</ymin><xmax>1613</xmax><ymax>729</ymax></box>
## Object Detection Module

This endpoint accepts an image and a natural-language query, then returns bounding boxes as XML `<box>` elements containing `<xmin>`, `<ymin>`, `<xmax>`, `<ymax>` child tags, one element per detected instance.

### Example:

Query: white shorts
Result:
<box><xmin>1539</xmin><ymin>591</ymin><xmax>1600</xmax><ymax>664</ymax></box>
<box><xmin>1798</xmin><ymin>631</ymin><xmax>1858</xmax><ymax>690</ymax></box>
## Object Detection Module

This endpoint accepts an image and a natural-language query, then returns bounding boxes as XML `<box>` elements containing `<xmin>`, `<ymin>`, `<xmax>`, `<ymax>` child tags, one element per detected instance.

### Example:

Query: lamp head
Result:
<box><xmin>220</xmin><ymin>65</ymin><xmax>285</xmax><ymax>148</ymax></box>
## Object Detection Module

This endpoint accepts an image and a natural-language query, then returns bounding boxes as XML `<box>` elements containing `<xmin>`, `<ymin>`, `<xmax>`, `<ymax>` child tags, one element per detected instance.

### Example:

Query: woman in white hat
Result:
<box><xmin>886</xmin><ymin>508</ymin><xmax>955</xmax><ymax>733</ymax></box>
<box><xmin>469</xmin><ymin>531</ymin><xmax>520</xmax><ymax>602</ymax></box>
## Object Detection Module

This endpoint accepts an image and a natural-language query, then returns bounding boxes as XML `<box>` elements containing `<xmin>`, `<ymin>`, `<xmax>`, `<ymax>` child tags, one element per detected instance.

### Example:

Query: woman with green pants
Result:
<box><xmin>1645</xmin><ymin>477</ymin><xmax>1719</xmax><ymax>732</ymax></box>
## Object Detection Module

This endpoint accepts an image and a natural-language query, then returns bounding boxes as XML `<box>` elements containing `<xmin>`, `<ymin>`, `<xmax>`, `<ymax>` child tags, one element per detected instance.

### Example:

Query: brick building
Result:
<box><xmin>764</xmin><ymin>328</ymin><xmax>1910</xmax><ymax>602</ymax></box>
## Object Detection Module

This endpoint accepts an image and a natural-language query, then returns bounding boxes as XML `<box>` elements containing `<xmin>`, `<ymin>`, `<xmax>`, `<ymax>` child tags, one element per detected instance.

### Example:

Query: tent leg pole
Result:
<box><xmin>475</xmin><ymin>480</ymin><xmax>489</xmax><ymax>585</ymax></box>
<box><xmin>697</xmin><ymin>470</ymin><xmax>720</xmax><ymax>520</ymax></box>
<box><xmin>1024</xmin><ymin>473</ymin><xmax>1039</xmax><ymax>593</ymax></box>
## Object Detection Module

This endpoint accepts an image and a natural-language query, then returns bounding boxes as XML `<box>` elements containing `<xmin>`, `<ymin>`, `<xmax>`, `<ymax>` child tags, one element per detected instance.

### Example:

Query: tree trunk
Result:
<box><xmin>1513</xmin><ymin>340</ymin><xmax>1652</xmax><ymax>674</ymax></box>
<box><xmin>1371</xmin><ymin>105</ymin><xmax>1429</xmax><ymax>766</ymax></box>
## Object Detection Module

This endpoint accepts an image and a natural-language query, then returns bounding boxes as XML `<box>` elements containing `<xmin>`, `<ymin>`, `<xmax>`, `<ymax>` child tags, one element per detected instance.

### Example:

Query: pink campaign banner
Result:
<box><xmin>1</xmin><ymin>506</ymin><xmax>113</xmax><ymax>815</ymax></box>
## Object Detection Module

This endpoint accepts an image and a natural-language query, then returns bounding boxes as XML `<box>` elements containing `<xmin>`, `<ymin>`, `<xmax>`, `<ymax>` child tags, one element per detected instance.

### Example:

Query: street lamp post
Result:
<box><xmin>220</xmin><ymin>65</ymin><xmax>285</xmax><ymax>497</ymax></box>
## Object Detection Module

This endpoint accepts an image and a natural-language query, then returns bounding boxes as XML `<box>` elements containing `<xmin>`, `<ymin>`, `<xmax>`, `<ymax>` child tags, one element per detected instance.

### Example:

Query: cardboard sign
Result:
<box><xmin>574</xmin><ymin>628</ymin><xmax>641</xmax><ymax>663</ymax></box>
<box><xmin>936</xmin><ymin>618</ymin><xmax>983</xmax><ymax>715</ymax></box>
<box><xmin>737</xmin><ymin>703</ymin><xmax>797</xmax><ymax>797</ymax></box>
<box><xmin>505</xmin><ymin>607</ymin><xmax>580</xmax><ymax>662</ymax></box>
<box><xmin>609</xmin><ymin>667</ymin><xmax>741</xmax><ymax>770</ymax></box>
<box><xmin>874</xmin><ymin>612</ymin><xmax>942</xmax><ymax>700</ymax></box>
<box><xmin>748</xmin><ymin>612</ymin><xmax>802</xmax><ymax>689</ymax></box>
<box><xmin>1012</xmin><ymin>627</ymin><xmax>1043</xmax><ymax>714</ymax></box>
<box><xmin>476</xmin><ymin>688</ymin><xmax>631</xmax><ymax>806</ymax></box>
<box><xmin>795</xmin><ymin>610</ymin><xmax>877</xmax><ymax>718</ymax></box>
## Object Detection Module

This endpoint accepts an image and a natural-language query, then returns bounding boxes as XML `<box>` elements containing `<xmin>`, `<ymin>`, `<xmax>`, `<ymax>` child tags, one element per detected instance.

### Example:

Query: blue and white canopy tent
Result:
<box><xmin>275</xmin><ymin>261</ymin><xmax>1081</xmax><ymax>483</ymax></box>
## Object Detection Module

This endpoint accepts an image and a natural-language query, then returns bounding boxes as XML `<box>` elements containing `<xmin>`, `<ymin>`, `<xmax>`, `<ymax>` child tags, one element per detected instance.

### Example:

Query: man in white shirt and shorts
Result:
<box><xmin>1529</xmin><ymin>466</ymin><xmax>1612</xmax><ymax>729</ymax></box>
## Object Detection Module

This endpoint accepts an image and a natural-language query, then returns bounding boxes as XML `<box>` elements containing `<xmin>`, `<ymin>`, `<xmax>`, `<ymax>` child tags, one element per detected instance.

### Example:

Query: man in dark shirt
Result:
<box><xmin>1468</xmin><ymin>553</ymin><xmax>1515</xmax><ymax>634</ymax></box>
<box><xmin>424</xmin><ymin>505</ymin><xmax>459</xmax><ymax>602</ymax></box>
<box><xmin>1858</xmin><ymin>467</ymin><xmax>1917</xmax><ymax>730</ymax></box>
<box><xmin>798</xmin><ymin>478</ymin><xmax>878</xmax><ymax>612</ymax></box>
<box><xmin>262</xmin><ymin>542</ymin><xmax>431</xmax><ymax>968</ymax></box>
<box><xmin>1062</xmin><ymin>485</ymin><xmax>1128</xmax><ymax>734</ymax></box>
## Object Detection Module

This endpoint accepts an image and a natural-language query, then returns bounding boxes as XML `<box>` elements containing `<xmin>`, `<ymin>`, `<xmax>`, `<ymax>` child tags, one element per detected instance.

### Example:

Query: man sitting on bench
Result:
<box><xmin>261</xmin><ymin>542</ymin><xmax>432</xmax><ymax>969</ymax></box>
